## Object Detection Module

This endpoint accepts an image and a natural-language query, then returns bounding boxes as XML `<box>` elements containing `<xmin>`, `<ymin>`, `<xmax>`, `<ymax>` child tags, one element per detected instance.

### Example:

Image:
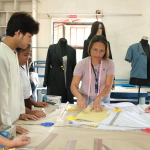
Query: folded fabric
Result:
<box><xmin>76</xmin><ymin>107</ymin><xmax>110</xmax><ymax>123</ymax></box>
<box><xmin>142</xmin><ymin>129</ymin><xmax>150</xmax><ymax>133</ymax></box>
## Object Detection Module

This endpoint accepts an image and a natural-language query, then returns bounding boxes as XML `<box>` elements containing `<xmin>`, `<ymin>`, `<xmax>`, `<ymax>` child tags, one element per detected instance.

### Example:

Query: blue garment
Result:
<box><xmin>84</xmin><ymin>96</ymin><xmax>110</xmax><ymax>105</ymax></box>
<box><xmin>125</xmin><ymin>42</ymin><xmax>150</xmax><ymax>79</ymax></box>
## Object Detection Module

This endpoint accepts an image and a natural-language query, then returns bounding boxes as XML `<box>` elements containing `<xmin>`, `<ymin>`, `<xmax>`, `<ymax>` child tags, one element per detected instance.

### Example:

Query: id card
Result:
<box><xmin>95</xmin><ymin>84</ymin><xmax>98</xmax><ymax>93</ymax></box>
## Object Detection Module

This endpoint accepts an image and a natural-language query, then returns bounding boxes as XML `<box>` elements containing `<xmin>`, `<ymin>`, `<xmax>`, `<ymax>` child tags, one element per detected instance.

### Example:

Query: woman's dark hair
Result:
<box><xmin>88</xmin><ymin>35</ymin><xmax>109</xmax><ymax>60</ymax></box>
<box><xmin>88</xmin><ymin>21</ymin><xmax>106</xmax><ymax>40</ymax></box>
<box><xmin>6</xmin><ymin>12</ymin><xmax>39</xmax><ymax>37</ymax></box>
<box><xmin>16</xmin><ymin>44</ymin><xmax>31</xmax><ymax>53</ymax></box>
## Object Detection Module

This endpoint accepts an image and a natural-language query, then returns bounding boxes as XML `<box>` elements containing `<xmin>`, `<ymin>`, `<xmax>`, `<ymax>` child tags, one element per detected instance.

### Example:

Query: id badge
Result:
<box><xmin>95</xmin><ymin>84</ymin><xmax>98</xmax><ymax>93</ymax></box>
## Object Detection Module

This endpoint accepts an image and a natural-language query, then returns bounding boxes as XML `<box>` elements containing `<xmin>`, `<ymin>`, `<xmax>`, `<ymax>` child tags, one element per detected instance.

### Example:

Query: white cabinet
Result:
<box><xmin>0</xmin><ymin>0</ymin><xmax>32</xmax><ymax>36</ymax></box>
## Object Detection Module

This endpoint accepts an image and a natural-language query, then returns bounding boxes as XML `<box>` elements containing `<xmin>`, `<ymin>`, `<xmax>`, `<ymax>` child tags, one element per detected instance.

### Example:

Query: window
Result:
<box><xmin>53</xmin><ymin>19</ymin><xmax>95</xmax><ymax>63</ymax></box>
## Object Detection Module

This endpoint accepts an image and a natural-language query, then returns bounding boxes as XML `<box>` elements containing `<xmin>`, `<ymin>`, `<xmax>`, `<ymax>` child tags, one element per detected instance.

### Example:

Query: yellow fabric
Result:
<box><xmin>67</xmin><ymin>116</ymin><xmax>78</xmax><ymax>121</ymax></box>
<box><xmin>76</xmin><ymin>107</ymin><xmax>110</xmax><ymax>123</ymax></box>
<box><xmin>66</xmin><ymin>116</ymin><xmax>92</xmax><ymax>122</ymax></box>
<box><xmin>66</xmin><ymin>107</ymin><xmax>81</xmax><ymax>111</ymax></box>
<box><xmin>113</xmin><ymin>108</ymin><xmax>122</xmax><ymax>112</ymax></box>
<box><xmin>65</xmin><ymin>105</ymin><xmax>81</xmax><ymax>111</ymax></box>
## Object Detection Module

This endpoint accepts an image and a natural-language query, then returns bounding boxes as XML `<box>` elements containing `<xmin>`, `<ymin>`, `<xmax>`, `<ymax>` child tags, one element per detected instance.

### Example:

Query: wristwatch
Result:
<box><xmin>98</xmin><ymin>95</ymin><xmax>103</xmax><ymax>100</ymax></box>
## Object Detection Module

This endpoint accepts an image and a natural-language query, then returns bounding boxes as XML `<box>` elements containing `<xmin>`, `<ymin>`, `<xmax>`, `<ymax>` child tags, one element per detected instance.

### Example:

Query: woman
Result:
<box><xmin>16</xmin><ymin>45</ymin><xmax>48</xmax><ymax>118</ymax></box>
<box><xmin>71</xmin><ymin>35</ymin><xmax>115</xmax><ymax>112</ymax></box>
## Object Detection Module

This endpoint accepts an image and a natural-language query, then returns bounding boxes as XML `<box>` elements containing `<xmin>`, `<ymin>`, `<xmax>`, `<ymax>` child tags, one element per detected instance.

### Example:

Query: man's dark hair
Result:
<box><xmin>6</xmin><ymin>12</ymin><xmax>39</xmax><ymax>36</ymax></box>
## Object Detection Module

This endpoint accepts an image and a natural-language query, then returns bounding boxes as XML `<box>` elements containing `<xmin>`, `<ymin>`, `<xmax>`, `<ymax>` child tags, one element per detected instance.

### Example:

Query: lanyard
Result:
<box><xmin>91</xmin><ymin>60</ymin><xmax>101</xmax><ymax>93</ymax></box>
<box><xmin>88</xmin><ymin>57</ymin><xmax>103</xmax><ymax>105</ymax></box>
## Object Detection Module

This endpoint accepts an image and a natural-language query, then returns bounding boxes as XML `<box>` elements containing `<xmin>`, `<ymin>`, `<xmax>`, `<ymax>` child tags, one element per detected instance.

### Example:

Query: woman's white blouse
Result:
<box><xmin>20</xmin><ymin>66</ymin><xmax>32</xmax><ymax>99</ymax></box>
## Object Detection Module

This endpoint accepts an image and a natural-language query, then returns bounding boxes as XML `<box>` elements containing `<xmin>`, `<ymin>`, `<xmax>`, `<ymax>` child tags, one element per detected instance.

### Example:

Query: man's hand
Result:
<box><xmin>29</xmin><ymin>110</ymin><xmax>46</xmax><ymax>118</ymax></box>
<box><xmin>19</xmin><ymin>114</ymin><xmax>39</xmax><ymax>121</ymax></box>
<box><xmin>16</xmin><ymin>126</ymin><xmax>29</xmax><ymax>134</ymax></box>
<box><xmin>145</xmin><ymin>106</ymin><xmax>150</xmax><ymax>113</ymax></box>
<box><xmin>90</xmin><ymin>97</ymin><xmax>102</xmax><ymax>112</ymax></box>
<box><xmin>34</xmin><ymin>102</ymin><xmax>48</xmax><ymax>107</ymax></box>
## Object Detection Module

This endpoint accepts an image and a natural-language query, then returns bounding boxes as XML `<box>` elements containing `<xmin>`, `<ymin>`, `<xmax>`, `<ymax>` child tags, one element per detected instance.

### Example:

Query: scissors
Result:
<box><xmin>67</xmin><ymin>116</ymin><xmax>92</xmax><ymax>122</ymax></box>
<box><xmin>18</xmin><ymin>122</ymin><xmax>54</xmax><ymax>127</ymax></box>
<box><xmin>113</xmin><ymin>108</ymin><xmax>122</xmax><ymax>112</ymax></box>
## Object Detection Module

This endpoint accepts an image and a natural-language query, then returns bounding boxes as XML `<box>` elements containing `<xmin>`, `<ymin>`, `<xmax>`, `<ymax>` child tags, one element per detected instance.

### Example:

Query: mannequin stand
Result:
<box><xmin>129</xmin><ymin>78</ymin><xmax>149</xmax><ymax>104</ymax></box>
<box><xmin>138</xmin><ymin>86</ymin><xmax>146</xmax><ymax>104</ymax></box>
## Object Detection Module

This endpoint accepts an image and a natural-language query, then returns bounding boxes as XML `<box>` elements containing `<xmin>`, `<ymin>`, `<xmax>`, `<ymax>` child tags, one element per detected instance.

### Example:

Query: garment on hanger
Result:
<box><xmin>82</xmin><ymin>39</ymin><xmax>113</xmax><ymax>60</ymax></box>
<box><xmin>43</xmin><ymin>38</ymin><xmax>76</xmax><ymax>104</ymax></box>
<box><xmin>125</xmin><ymin>42</ymin><xmax>150</xmax><ymax>79</ymax></box>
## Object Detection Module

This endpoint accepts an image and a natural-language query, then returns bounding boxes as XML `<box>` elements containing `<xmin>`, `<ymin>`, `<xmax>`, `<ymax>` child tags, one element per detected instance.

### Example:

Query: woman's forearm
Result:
<box><xmin>98</xmin><ymin>86</ymin><xmax>111</xmax><ymax>100</ymax></box>
<box><xmin>71</xmin><ymin>85</ymin><xmax>83</xmax><ymax>99</ymax></box>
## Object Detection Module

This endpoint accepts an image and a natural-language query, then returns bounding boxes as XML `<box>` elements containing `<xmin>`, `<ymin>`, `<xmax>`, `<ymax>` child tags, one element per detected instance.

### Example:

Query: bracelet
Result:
<box><xmin>98</xmin><ymin>95</ymin><xmax>103</xmax><ymax>100</ymax></box>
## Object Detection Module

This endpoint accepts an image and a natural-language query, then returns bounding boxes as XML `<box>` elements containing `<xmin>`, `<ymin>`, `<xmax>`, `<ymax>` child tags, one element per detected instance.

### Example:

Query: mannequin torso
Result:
<box><xmin>129</xmin><ymin>37</ymin><xmax>150</xmax><ymax>86</ymax></box>
<box><xmin>43</xmin><ymin>38</ymin><xmax>76</xmax><ymax>104</ymax></box>
<box><xmin>141</xmin><ymin>39</ymin><xmax>149</xmax><ymax>57</ymax></box>
<box><xmin>60</xmin><ymin>38</ymin><xmax>67</xmax><ymax>57</ymax></box>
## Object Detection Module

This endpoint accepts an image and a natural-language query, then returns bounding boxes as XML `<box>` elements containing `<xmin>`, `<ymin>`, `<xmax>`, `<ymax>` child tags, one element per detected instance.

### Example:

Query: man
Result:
<box><xmin>0</xmin><ymin>12</ymin><xmax>39</xmax><ymax>134</ymax></box>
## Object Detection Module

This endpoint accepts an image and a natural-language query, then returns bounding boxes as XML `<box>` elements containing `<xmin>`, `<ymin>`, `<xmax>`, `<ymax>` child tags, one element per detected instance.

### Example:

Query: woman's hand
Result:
<box><xmin>90</xmin><ymin>96</ymin><xmax>102</xmax><ymax>112</ymax></box>
<box><xmin>145</xmin><ymin>106</ymin><xmax>150</xmax><ymax>113</ymax></box>
<box><xmin>77</xmin><ymin>95</ymin><xmax>87</xmax><ymax>109</ymax></box>
<box><xmin>71</xmin><ymin>76</ymin><xmax>87</xmax><ymax>108</ymax></box>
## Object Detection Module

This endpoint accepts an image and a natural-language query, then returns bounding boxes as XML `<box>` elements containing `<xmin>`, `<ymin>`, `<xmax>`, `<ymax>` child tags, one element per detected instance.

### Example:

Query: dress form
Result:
<box><xmin>129</xmin><ymin>36</ymin><xmax>150</xmax><ymax>86</ymax></box>
<box><xmin>129</xmin><ymin>36</ymin><xmax>150</xmax><ymax>103</ymax></box>
<box><xmin>43</xmin><ymin>38</ymin><xmax>75</xmax><ymax>104</ymax></box>
<box><xmin>60</xmin><ymin>38</ymin><xmax>67</xmax><ymax>56</ymax></box>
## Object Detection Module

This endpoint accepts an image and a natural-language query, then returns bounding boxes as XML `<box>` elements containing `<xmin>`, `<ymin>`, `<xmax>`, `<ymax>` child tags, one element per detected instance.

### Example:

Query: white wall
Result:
<box><xmin>36</xmin><ymin>0</ymin><xmax>150</xmax><ymax>79</ymax></box>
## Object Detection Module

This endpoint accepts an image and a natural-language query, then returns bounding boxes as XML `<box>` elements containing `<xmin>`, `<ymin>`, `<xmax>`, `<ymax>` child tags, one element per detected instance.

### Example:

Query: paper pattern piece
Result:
<box><xmin>76</xmin><ymin>107</ymin><xmax>110</xmax><ymax>123</ymax></box>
